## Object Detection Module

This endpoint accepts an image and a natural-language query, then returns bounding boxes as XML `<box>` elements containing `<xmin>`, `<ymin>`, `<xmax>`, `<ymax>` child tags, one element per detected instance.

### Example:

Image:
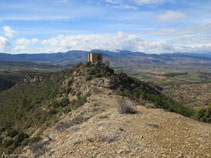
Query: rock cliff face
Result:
<box><xmin>20</xmin><ymin>64</ymin><xmax>211</xmax><ymax>158</ymax></box>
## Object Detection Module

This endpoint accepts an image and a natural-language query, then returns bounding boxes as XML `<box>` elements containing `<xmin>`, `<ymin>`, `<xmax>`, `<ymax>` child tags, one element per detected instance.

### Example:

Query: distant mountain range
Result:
<box><xmin>0</xmin><ymin>50</ymin><xmax>210</xmax><ymax>64</ymax></box>
<box><xmin>0</xmin><ymin>50</ymin><xmax>211</xmax><ymax>72</ymax></box>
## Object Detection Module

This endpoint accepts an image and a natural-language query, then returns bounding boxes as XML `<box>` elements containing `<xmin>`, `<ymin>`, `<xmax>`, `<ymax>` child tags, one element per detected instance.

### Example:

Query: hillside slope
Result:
<box><xmin>25</xmin><ymin>98</ymin><xmax>211</xmax><ymax>158</ymax></box>
<box><xmin>0</xmin><ymin>63</ymin><xmax>210</xmax><ymax>157</ymax></box>
<box><xmin>22</xmin><ymin>63</ymin><xmax>210</xmax><ymax>158</ymax></box>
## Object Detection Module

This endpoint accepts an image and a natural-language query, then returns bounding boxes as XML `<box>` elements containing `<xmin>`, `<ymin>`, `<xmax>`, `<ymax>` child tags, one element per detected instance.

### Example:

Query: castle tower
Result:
<box><xmin>88</xmin><ymin>53</ymin><xmax>103</xmax><ymax>64</ymax></box>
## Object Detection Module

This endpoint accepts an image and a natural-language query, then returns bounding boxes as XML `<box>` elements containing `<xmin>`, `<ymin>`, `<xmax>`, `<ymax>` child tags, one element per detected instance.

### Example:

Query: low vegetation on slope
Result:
<box><xmin>0</xmin><ymin>77</ymin><xmax>15</xmax><ymax>92</ymax></box>
<box><xmin>0</xmin><ymin>69</ymin><xmax>75</xmax><ymax>153</ymax></box>
<box><xmin>0</xmin><ymin>72</ymin><xmax>26</xmax><ymax>92</ymax></box>
<box><xmin>193</xmin><ymin>105</ymin><xmax>211</xmax><ymax>123</ymax></box>
<box><xmin>109</xmin><ymin>72</ymin><xmax>194</xmax><ymax>117</ymax></box>
<box><xmin>0</xmin><ymin>62</ymin><xmax>209</xmax><ymax>154</ymax></box>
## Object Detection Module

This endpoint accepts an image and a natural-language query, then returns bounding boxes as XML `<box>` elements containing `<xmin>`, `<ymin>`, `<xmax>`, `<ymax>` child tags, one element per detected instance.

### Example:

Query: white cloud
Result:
<box><xmin>133</xmin><ymin>0</ymin><xmax>171</xmax><ymax>5</ymax></box>
<box><xmin>171</xmin><ymin>35</ymin><xmax>211</xmax><ymax>46</ymax></box>
<box><xmin>31</xmin><ymin>38</ymin><xmax>39</xmax><ymax>44</ymax></box>
<box><xmin>152</xmin><ymin>23</ymin><xmax>211</xmax><ymax>36</ymax></box>
<box><xmin>0</xmin><ymin>36</ymin><xmax>11</xmax><ymax>52</ymax></box>
<box><xmin>14</xmin><ymin>45</ymin><xmax>27</xmax><ymax>52</ymax></box>
<box><xmin>2</xmin><ymin>31</ymin><xmax>210</xmax><ymax>54</ymax></box>
<box><xmin>39</xmin><ymin>31</ymin><xmax>211</xmax><ymax>54</ymax></box>
<box><xmin>0</xmin><ymin>16</ymin><xmax>72</xmax><ymax>21</ymax></box>
<box><xmin>103</xmin><ymin>0</ymin><xmax>137</xmax><ymax>10</ymax></box>
<box><xmin>14</xmin><ymin>38</ymin><xmax>39</xmax><ymax>53</ymax></box>
<box><xmin>41</xmin><ymin>32</ymin><xmax>175</xmax><ymax>54</ymax></box>
<box><xmin>104</xmin><ymin>0</ymin><xmax>122</xmax><ymax>4</ymax></box>
<box><xmin>157</xmin><ymin>10</ymin><xmax>187</xmax><ymax>22</ymax></box>
<box><xmin>16</xmin><ymin>38</ymin><xmax>39</xmax><ymax>45</ymax></box>
<box><xmin>105</xmin><ymin>0</ymin><xmax>172</xmax><ymax>5</ymax></box>
<box><xmin>16</xmin><ymin>38</ymin><xmax>30</xmax><ymax>45</ymax></box>
<box><xmin>175</xmin><ymin>44</ymin><xmax>211</xmax><ymax>53</ymax></box>
<box><xmin>3</xmin><ymin>26</ymin><xmax>18</xmax><ymax>38</ymax></box>
<box><xmin>113</xmin><ymin>4</ymin><xmax>137</xmax><ymax>10</ymax></box>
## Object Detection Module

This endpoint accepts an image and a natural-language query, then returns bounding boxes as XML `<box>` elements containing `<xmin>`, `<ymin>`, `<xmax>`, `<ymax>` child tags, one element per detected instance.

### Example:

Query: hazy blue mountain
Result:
<box><xmin>1</xmin><ymin>50</ymin><xmax>210</xmax><ymax>64</ymax></box>
<box><xmin>0</xmin><ymin>50</ymin><xmax>211</xmax><ymax>73</ymax></box>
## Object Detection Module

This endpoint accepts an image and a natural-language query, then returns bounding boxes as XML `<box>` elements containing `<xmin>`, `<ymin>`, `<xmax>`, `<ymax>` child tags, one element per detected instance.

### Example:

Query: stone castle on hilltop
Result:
<box><xmin>88</xmin><ymin>53</ymin><xmax>109</xmax><ymax>66</ymax></box>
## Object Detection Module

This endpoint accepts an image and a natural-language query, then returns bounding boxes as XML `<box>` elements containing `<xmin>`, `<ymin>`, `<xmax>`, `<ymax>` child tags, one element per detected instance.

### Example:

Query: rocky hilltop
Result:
<box><xmin>0</xmin><ymin>63</ymin><xmax>210</xmax><ymax>157</ymax></box>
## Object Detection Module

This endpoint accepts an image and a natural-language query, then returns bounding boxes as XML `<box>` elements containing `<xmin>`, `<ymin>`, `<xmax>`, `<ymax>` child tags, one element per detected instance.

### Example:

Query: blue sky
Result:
<box><xmin>0</xmin><ymin>0</ymin><xmax>211</xmax><ymax>54</ymax></box>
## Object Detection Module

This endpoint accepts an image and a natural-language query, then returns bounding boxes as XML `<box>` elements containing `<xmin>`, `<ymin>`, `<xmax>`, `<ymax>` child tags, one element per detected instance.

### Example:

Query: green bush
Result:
<box><xmin>28</xmin><ymin>136</ymin><xmax>42</xmax><ymax>145</ymax></box>
<box><xmin>194</xmin><ymin>106</ymin><xmax>211</xmax><ymax>123</ymax></box>
<box><xmin>87</xmin><ymin>69</ymin><xmax>96</xmax><ymax>75</ymax></box>
<box><xmin>66</xmin><ymin>87</ymin><xmax>72</xmax><ymax>94</ymax></box>
<box><xmin>49</xmin><ymin>99</ymin><xmax>60</xmax><ymax>108</ymax></box>
<box><xmin>60</xmin><ymin>97</ymin><xmax>70</xmax><ymax>107</ymax></box>
<box><xmin>14</xmin><ymin>133</ymin><xmax>29</xmax><ymax>148</ymax></box>
<box><xmin>49</xmin><ymin>97</ymin><xmax>69</xmax><ymax>108</ymax></box>
<box><xmin>75</xmin><ymin>62</ymin><xmax>82</xmax><ymax>68</ymax></box>
<box><xmin>21</xmin><ymin>138</ymin><xmax>30</xmax><ymax>146</ymax></box>
<box><xmin>0</xmin><ymin>66</ymin><xmax>77</xmax><ymax>152</ymax></box>
<box><xmin>92</xmin><ymin>102</ymin><xmax>99</xmax><ymax>107</ymax></box>
<box><xmin>71</xmin><ymin>95</ymin><xmax>88</xmax><ymax>110</ymax></box>
<box><xmin>0</xmin><ymin>137</ymin><xmax>2</xmax><ymax>144</ymax></box>
<box><xmin>63</xmin><ymin>106</ymin><xmax>72</xmax><ymax>114</ymax></box>
<box><xmin>86</xmin><ymin>75</ymin><xmax>93</xmax><ymax>81</ymax></box>
<box><xmin>7</xmin><ymin>129</ymin><xmax>19</xmax><ymax>138</ymax></box>
<box><xmin>68</xmin><ymin>80</ymin><xmax>73</xmax><ymax>86</ymax></box>
<box><xmin>96</xmin><ymin>73</ymin><xmax>102</xmax><ymax>78</ymax></box>
<box><xmin>117</xmin><ymin>98</ymin><xmax>137</xmax><ymax>114</ymax></box>
<box><xmin>4</xmin><ymin>139</ymin><xmax>14</xmax><ymax>147</ymax></box>
<box><xmin>0</xmin><ymin>128</ymin><xmax>6</xmax><ymax>133</ymax></box>
<box><xmin>49</xmin><ymin>108</ymin><xmax>57</xmax><ymax>115</ymax></box>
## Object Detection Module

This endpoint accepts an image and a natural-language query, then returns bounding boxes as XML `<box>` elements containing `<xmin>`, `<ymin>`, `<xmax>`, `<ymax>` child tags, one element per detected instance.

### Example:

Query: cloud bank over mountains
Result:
<box><xmin>0</xmin><ymin>36</ymin><xmax>11</xmax><ymax>52</ymax></box>
<box><xmin>1</xmin><ymin>28</ymin><xmax>211</xmax><ymax>54</ymax></box>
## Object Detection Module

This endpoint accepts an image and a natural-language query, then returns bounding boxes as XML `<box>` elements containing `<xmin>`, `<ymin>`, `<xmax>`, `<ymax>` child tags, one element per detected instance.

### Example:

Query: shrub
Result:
<box><xmin>96</xmin><ymin>74</ymin><xmax>102</xmax><ymax>78</ymax></box>
<box><xmin>56</xmin><ymin>116</ymin><xmax>85</xmax><ymax>133</ymax></box>
<box><xmin>88</xmin><ymin>69</ymin><xmax>96</xmax><ymax>75</ymax></box>
<box><xmin>49</xmin><ymin>99</ymin><xmax>60</xmax><ymax>108</ymax></box>
<box><xmin>7</xmin><ymin>129</ymin><xmax>19</xmax><ymax>138</ymax></box>
<box><xmin>68</xmin><ymin>80</ymin><xmax>73</xmax><ymax>86</ymax></box>
<box><xmin>63</xmin><ymin>106</ymin><xmax>72</xmax><ymax>114</ymax></box>
<box><xmin>117</xmin><ymin>98</ymin><xmax>137</xmax><ymax>114</ymax></box>
<box><xmin>106</xmin><ymin>71</ymin><xmax>112</xmax><ymax>76</ymax></box>
<box><xmin>86</xmin><ymin>75</ymin><xmax>93</xmax><ymax>81</ymax></box>
<box><xmin>48</xmin><ymin>109</ymin><xmax>57</xmax><ymax>115</ymax></box>
<box><xmin>14</xmin><ymin>133</ymin><xmax>29</xmax><ymax>147</ymax></box>
<box><xmin>71</xmin><ymin>95</ymin><xmax>88</xmax><ymax>110</ymax></box>
<box><xmin>100</xmin><ymin>135</ymin><xmax>119</xmax><ymax>143</ymax></box>
<box><xmin>92</xmin><ymin>102</ymin><xmax>99</xmax><ymax>107</ymax></box>
<box><xmin>66</xmin><ymin>87</ymin><xmax>72</xmax><ymax>94</ymax></box>
<box><xmin>28</xmin><ymin>136</ymin><xmax>42</xmax><ymax>145</ymax></box>
<box><xmin>71</xmin><ymin>116</ymin><xmax>85</xmax><ymax>125</ymax></box>
<box><xmin>60</xmin><ymin>97</ymin><xmax>70</xmax><ymax>107</ymax></box>
<box><xmin>0</xmin><ymin>128</ymin><xmax>6</xmax><ymax>133</ymax></box>
<box><xmin>75</xmin><ymin>62</ymin><xmax>82</xmax><ymax>68</ymax></box>
<box><xmin>194</xmin><ymin>106</ymin><xmax>211</xmax><ymax>123</ymax></box>
<box><xmin>21</xmin><ymin>138</ymin><xmax>30</xmax><ymax>146</ymax></box>
<box><xmin>0</xmin><ymin>137</ymin><xmax>2</xmax><ymax>144</ymax></box>
<box><xmin>4</xmin><ymin>139</ymin><xmax>14</xmax><ymax>147</ymax></box>
<box><xmin>30</xmin><ymin>140</ymin><xmax>48</xmax><ymax>157</ymax></box>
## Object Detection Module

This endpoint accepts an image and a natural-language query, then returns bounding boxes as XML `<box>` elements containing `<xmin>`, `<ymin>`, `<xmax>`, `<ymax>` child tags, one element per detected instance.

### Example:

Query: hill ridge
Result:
<box><xmin>0</xmin><ymin>63</ymin><xmax>210</xmax><ymax>157</ymax></box>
